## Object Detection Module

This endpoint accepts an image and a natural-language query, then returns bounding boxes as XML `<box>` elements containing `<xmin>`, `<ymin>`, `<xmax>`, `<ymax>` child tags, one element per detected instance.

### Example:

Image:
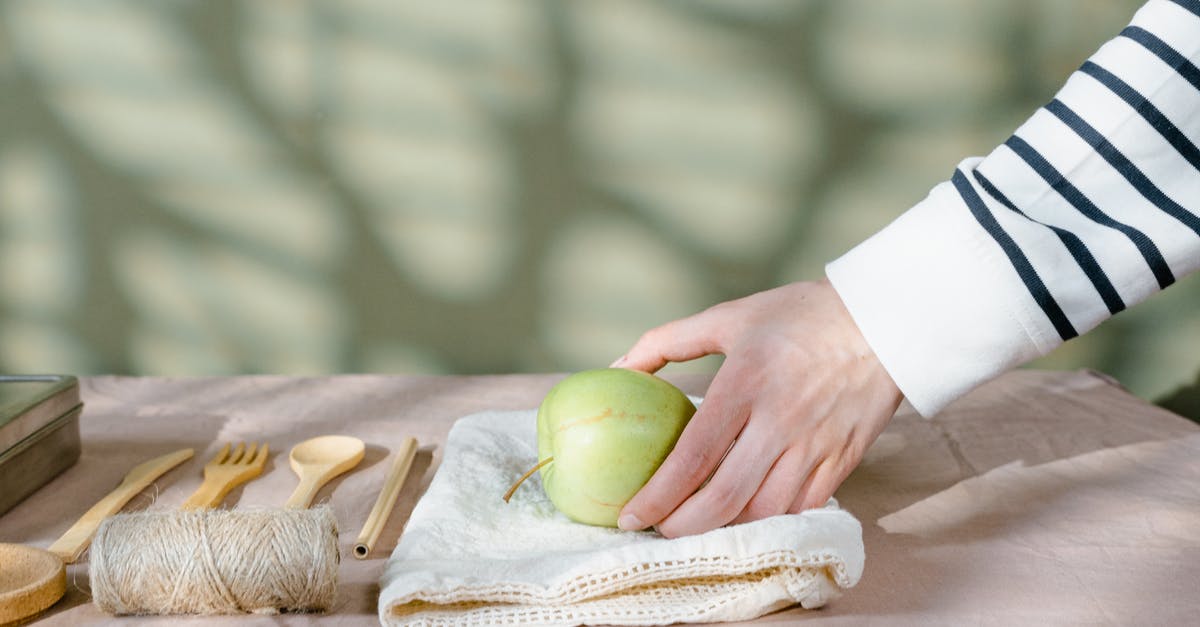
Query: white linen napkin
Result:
<box><xmin>378</xmin><ymin>406</ymin><xmax>865</xmax><ymax>626</ymax></box>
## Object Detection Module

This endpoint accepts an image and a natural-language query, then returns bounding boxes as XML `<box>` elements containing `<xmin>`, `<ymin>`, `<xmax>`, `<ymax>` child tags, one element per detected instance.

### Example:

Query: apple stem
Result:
<box><xmin>503</xmin><ymin>457</ymin><xmax>554</xmax><ymax>503</ymax></box>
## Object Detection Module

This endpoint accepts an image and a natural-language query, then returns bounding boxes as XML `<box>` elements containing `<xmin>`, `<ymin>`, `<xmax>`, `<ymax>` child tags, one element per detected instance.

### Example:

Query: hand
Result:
<box><xmin>613</xmin><ymin>279</ymin><xmax>902</xmax><ymax>538</ymax></box>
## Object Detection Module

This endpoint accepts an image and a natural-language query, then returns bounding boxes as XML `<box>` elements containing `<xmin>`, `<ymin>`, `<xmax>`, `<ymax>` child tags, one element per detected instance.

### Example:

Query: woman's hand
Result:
<box><xmin>613</xmin><ymin>279</ymin><xmax>903</xmax><ymax>538</ymax></box>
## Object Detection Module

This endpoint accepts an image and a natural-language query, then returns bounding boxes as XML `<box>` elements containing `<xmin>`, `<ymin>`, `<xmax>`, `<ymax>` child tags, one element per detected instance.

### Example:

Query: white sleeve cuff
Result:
<box><xmin>825</xmin><ymin>159</ymin><xmax>1058</xmax><ymax>416</ymax></box>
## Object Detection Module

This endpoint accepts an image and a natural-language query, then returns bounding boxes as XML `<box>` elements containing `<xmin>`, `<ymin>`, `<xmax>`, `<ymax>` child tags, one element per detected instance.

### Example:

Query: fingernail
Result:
<box><xmin>617</xmin><ymin>513</ymin><xmax>644</xmax><ymax>530</ymax></box>
<box><xmin>610</xmin><ymin>355</ymin><xmax>627</xmax><ymax>368</ymax></box>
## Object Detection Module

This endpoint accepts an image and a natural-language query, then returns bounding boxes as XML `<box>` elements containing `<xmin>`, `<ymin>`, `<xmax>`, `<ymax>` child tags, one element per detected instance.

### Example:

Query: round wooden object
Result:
<box><xmin>0</xmin><ymin>543</ymin><xmax>66</xmax><ymax>624</ymax></box>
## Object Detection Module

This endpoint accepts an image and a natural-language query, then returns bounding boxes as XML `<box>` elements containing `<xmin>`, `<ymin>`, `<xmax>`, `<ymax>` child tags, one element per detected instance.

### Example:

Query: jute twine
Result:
<box><xmin>90</xmin><ymin>507</ymin><xmax>339</xmax><ymax>615</ymax></box>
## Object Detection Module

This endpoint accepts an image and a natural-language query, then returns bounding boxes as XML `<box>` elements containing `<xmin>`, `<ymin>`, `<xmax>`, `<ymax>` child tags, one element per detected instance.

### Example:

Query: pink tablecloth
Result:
<box><xmin>2</xmin><ymin>369</ymin><xmax>1199</xmax><ymax>625</ymax></box>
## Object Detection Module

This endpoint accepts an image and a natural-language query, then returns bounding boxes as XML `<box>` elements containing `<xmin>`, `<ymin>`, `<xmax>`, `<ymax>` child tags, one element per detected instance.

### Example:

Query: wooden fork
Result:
<box><xmin>179</xmin><ymin>442</ymin><xmax>270</xmax><ymax>510</ymax></box>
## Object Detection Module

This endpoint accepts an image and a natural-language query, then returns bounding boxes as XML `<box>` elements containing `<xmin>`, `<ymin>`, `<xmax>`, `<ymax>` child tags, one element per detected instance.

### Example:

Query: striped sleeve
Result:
<box><xmin>825</xmin><ymin>0</ymin><xmax>1200</xmax><ymax>417</ymax></box>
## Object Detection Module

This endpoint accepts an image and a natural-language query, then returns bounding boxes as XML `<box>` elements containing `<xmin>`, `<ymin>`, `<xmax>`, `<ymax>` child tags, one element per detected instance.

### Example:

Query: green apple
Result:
<box><xmin>505</xmin><ymin>368</ymin><xmax>696</xmax><ymax>527</ymax></box>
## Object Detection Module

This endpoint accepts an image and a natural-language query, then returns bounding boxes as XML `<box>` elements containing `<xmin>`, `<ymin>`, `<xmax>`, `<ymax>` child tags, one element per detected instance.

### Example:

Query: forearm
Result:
<box><xmin>827</xmin><ymin>0</ymin><xmax>1200</xmax><ymax>416</ymax></box>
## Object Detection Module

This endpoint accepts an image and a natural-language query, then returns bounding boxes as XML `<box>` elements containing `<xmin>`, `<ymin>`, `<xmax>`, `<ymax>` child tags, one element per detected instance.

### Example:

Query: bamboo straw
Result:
<box><xmin>353</xmin><ymin>437</ymin><xmax>418</xmax><ymax>559</ymax></box>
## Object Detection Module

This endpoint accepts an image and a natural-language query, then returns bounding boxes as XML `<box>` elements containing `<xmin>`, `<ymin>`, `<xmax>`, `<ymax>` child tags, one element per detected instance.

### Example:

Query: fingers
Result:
<box><xmin>617</xmin><ymin>367</ymin><xmax>749</xmax><ymax>531</ymax></box>
<box><xmin>614</xmin><ymin>308</ymin><xmax>728</xmax><ymax>373</ymax></box>
<box><xmin>653</xmin><ymin>417</ymin><xmax>785</xmax><ymax>538</ymax></box>
<box><xmin>789</xmin><ymin>457</ymin><xmax>850</xmax><ymax>513</ymax></box>
<box><xmin>730</xmin><ymin>446</ymin><xmax>816</xmax><ymax>525</ymax></box>
<box><xmin>788</xmin><ymin>409</ymin><xmax>891</xmax><ymax>513</ymax></box>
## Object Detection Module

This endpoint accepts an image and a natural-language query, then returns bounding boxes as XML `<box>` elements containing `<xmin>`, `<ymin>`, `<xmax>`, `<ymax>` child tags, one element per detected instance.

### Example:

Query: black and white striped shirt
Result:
<box><xmin>827</xmin><ymin>0</ymin><xmax>1200</xmax><ymax>416</ymax></box>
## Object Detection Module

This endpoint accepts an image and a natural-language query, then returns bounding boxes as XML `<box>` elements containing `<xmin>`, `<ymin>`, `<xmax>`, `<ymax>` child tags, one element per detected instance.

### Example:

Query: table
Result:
<box><xmin>3</xmin><ymin>370</ymin><xmax>1199</xmax><ymax>625</ymax></box>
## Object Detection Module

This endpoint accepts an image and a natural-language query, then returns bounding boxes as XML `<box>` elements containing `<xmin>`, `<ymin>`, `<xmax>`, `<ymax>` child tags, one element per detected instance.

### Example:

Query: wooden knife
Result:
<box><xmin>46</xmin><ymin>448</ymin><xmax>194</xmax><ymax>563</ymax></box>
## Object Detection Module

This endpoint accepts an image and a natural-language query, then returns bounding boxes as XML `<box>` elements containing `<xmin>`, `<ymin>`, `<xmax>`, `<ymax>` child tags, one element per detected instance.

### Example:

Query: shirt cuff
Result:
<box><xmin>825</xmin><ymin>159</ymin><xmax>1055</xmax><ymax>416</ymax></box>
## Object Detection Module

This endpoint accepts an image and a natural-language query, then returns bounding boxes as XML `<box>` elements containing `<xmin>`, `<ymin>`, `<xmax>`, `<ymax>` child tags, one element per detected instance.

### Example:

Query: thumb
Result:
<box><xmin>612</xmin><ymin>309</ymin><xmax>726</xmax><ymax>373</ymax></box>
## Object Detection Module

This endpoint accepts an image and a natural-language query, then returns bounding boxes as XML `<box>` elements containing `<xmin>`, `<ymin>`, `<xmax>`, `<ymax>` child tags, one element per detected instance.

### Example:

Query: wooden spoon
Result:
<box><xmin>284</xmin><ymin>436</ymin><xmax>365</xmax><ymax>509</ymax></box>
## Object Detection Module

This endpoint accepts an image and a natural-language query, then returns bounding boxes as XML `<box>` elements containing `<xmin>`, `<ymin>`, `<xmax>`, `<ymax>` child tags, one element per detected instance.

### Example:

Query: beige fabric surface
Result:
<box><xmin>1</xmin><ymin>370</ymin><xmax>1198</xmax><ymax>625</ymax></box>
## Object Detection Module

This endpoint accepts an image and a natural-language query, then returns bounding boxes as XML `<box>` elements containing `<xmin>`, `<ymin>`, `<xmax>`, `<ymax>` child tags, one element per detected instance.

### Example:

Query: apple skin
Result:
<box><xmin>537</xmin><ymin>368</ymin><xmax>696</xmax><ymax>527</ymax></box>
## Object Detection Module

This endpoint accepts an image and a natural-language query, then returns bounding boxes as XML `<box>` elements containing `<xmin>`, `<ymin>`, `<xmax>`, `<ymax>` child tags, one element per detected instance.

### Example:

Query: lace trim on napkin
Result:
<box><xmin>389</xmin><ymin>549</ymin><xmax>848</xmax><ymax>624</ymax></box>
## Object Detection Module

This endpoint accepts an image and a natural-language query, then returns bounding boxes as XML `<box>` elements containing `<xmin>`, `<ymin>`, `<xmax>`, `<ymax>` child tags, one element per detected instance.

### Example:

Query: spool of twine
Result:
<box><xmin>90</xmin><ymin>507</ymin><xmax>339</xmax><ymax>615</ymax></box>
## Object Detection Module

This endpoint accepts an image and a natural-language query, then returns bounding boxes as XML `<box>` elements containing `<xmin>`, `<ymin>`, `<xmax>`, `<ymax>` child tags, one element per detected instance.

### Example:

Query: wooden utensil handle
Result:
<box><xmin>46</xmin><ymin>448</ymin><xmax>194</xmax><ymax>563</ymax></box>
<box><xmin>179</xmin><ymin>477</ymin><xmax>236</xmax><ymax>510</ymax></box>
<box><xmin>47</xmin><ymin>489</ymin><xmax>138</xmax><ymax>562</ymax></box>
<box><xmin>284</xmin><ymin>476</ymin><xmax>325</xmax><ymax>509</ymax></box>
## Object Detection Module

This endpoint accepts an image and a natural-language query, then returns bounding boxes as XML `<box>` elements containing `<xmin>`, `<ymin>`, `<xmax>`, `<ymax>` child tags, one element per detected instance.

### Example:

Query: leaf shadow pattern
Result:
<box><xmin>0</xmin><ymin>0</ymin><xmax>1188</xmax><ymax>400</ymax></box>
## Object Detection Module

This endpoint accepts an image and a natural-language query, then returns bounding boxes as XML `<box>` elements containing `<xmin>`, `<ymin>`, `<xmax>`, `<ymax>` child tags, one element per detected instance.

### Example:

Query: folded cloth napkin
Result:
<box><xmin>379</xmin><ymin>406</ymin><xmax>865</xmax><ymax>626</ymax></box>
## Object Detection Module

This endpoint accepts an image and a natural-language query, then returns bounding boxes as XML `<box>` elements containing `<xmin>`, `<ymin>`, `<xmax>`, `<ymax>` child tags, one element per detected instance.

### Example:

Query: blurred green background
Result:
<box><xmin>1</xmin><ymin>0</ymin><xmax>1197</xmax><ymax>407</ymax></box>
